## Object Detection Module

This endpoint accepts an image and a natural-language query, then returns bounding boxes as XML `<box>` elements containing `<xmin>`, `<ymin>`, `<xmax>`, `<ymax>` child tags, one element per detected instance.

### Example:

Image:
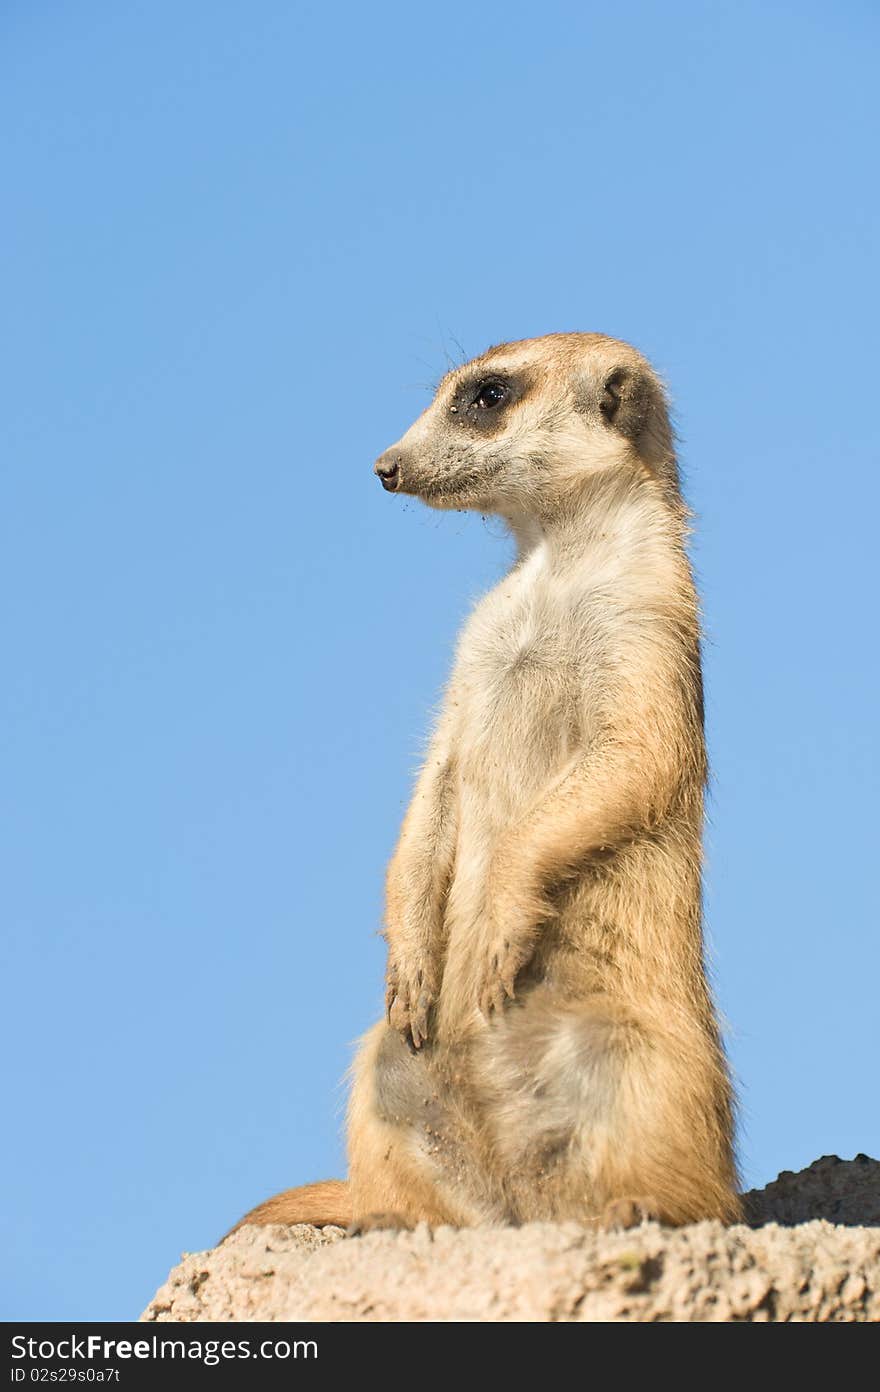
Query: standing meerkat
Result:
<box><xmin>230</xmin><ymin>332</ymin><xmax>741</xmax><ymax>1237</ymax></box>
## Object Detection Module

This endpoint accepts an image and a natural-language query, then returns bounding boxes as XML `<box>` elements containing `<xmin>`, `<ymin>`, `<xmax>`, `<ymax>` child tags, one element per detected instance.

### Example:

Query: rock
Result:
<box><xmin>142</xmin><ymin>1155</ymin><xmax>880</xmax><ymax>1323</ymax></box>
<box><xmin>743</xmin><ymin>1153</ymin><xmax>880</xmax><ymax>1227</ymax></box>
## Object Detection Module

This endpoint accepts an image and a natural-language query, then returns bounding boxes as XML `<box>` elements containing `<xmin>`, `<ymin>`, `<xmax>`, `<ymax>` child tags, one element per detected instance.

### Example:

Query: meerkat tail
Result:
<box><xmin>223</xmin><ymin>1179</ymin><xmax>351</xmax><ymax>1239</ymax></box>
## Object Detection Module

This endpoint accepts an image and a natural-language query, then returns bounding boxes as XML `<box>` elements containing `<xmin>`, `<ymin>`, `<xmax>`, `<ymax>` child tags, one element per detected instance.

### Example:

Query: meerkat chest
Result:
<box><xmin>451</xmin><ymin>555</ymin><xmax>591</xmax><ymax>771</ymax></box>
<box><xmin>461</xmin><ymin>589</ymin><xmax>563</xmax><ymax>687</ymax></box>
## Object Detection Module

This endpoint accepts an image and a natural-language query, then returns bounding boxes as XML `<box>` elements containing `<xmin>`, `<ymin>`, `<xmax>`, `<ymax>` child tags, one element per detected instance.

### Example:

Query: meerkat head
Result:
<box><xmin>374</xmin><ymin>332</ymin><xmax>679</xmax><ymax>521</ymax></box>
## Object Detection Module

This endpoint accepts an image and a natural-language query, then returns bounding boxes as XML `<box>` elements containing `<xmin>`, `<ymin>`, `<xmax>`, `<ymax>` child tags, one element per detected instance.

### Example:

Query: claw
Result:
<box><xmin>385</xmin><ymin>964</ymin><xmax>399</xmax><ymax>1022</ymax></box>
<box><xmin>410</xmin><ymin>992</ymin><xmax>431</xmax><ymax>1049</ymax></box>
<box><xmin>479</xmin><ymin>979</ymin><xmax>505</xmax><ymax>1020</ymax></box>
<box><xmin>477</xmin><ymin>936</ymin><xmax>525</xmax><ymax>1020</ymax></box>
<box><xmin>386</xmin><ymin>966</ymin><xmax>434</xmax><ymax>1050</ymax></box>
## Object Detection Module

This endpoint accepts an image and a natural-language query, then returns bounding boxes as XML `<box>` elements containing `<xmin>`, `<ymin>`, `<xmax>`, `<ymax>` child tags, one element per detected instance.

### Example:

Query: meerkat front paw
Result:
<box><xmin>476</xmin><ymin>935</ymin><xmax>533</xmax><ymax>1018</ymax></box>
<box><xmin>385</xmin><ymin>957</ymin><xmax>436</xmax><ymax>1049</ymax></box>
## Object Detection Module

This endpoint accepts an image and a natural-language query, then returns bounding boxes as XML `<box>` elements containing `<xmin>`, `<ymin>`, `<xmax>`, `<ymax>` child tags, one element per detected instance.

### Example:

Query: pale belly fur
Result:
<box><xmin>436</xmin><ymin>556</ymin><xmax>591</xmax><ymax>1029</ymax></box>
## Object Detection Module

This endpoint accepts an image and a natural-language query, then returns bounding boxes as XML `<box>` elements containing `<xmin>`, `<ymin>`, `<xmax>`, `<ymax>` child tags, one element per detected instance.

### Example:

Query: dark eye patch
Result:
<box><xmin>448</xmin><ymin>371</ymin><xmax>527</xmax><ymax>428</ymax></box>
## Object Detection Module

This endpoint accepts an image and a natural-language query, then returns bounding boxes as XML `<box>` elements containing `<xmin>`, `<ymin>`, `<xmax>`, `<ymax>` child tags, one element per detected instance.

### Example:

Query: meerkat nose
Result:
<box><xmin>374</xmin><ymin>452</ymin><xmax>401</xmax><ymax>491</ymax></box>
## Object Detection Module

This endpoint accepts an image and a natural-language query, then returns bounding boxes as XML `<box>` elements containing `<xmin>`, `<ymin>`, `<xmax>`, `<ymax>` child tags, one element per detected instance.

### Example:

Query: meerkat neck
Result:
<box><xmin>503</xmin><ymin>510</ymin><xmax>546</xmax><ymax>560</ymax></box>
<box><xmin>502</xmin><ymin>467</ymin><xmax>688</xmax><ymax>568</ymax></box>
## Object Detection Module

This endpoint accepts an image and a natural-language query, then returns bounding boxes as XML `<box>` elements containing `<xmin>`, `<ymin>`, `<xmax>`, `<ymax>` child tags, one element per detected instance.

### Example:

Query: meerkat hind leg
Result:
<box><xmin>347</xmin><ymin>1211</ymin><xmax>415</xmax><ymax>1237</ymax></box>
<box><xmin>347</xmin><ymin>1023</ymin><xmax>490</xmax><ymax>1230</ymax></box>
<box><xmin>598</xmin><ymin>1196</ymin><xmax>664</xmax><ymax>1230</ymax></box>
<box><xmin>477</xmin><ymin>995</ymin><xmax>737</xmax><ymax>1226</ymax></box>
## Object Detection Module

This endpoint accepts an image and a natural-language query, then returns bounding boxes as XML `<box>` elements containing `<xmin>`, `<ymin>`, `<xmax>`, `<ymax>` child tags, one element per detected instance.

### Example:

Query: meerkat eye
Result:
<box><xmin>472</xmin><ymin>380</ymin><xmax>508</xmax><ymax>410</ymax></box>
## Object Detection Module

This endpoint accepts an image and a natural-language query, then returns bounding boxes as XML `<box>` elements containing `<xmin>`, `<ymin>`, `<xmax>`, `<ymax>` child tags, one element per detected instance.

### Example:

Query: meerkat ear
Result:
<box><xmin>597</xmin><ymin>365</ymin><xmax>673</xmax><ymax>471</ymax></box>
<box><xmin>599</xmin><ymin>368</ymin><xmax>626</xmax><ymax>423</ymax></box>
<box><xmin>599</xmin><ymin>367</ymin><xmax>644</xmax><ymax>434</ymax></box>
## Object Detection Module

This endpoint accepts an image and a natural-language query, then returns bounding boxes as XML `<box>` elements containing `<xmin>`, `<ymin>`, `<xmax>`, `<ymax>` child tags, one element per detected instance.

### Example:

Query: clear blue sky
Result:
<box><xmin>2</xmin><ymin>2</ymin><xmax>877</xmax><ymax>1321</ymax></box>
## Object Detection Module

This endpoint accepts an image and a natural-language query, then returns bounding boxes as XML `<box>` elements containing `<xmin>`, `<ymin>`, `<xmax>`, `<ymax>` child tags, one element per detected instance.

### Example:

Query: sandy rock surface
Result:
<box><xmin>143</xmin><ymin>1155</ymin><xmax>880</xmax><ymax>1322</ymax></box>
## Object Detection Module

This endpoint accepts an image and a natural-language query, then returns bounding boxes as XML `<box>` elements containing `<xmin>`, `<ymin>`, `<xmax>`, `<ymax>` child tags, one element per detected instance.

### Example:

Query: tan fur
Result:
<box><xmin>234</xmin><ymin>332</ymin><xmax>741</xmax><ymax>1236</ymax></box>
<box><xmin>224</xmin><ymin>1179</ymin><xmax>351</xmax><ymax>1238</ymax></box>
<box><xmin>351</xmin><ymin>333</ymin><xmax>741</xmax><ymax>1228</ymax></box>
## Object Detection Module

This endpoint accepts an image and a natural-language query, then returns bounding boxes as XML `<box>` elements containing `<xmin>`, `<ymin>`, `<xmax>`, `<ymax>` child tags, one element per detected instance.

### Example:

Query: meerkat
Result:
<box><xmin>230</xmin><ymin>332</ymin><xmax>741</xmax><ymax>1238</ymax></box>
